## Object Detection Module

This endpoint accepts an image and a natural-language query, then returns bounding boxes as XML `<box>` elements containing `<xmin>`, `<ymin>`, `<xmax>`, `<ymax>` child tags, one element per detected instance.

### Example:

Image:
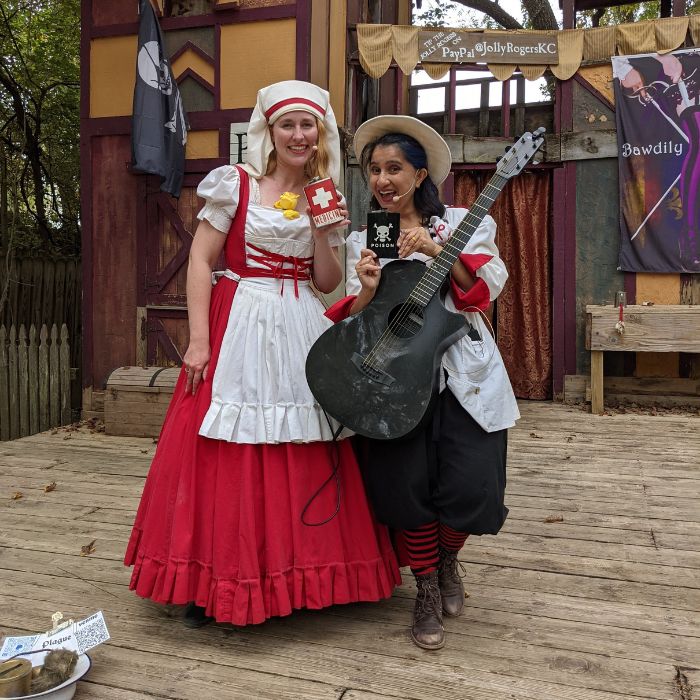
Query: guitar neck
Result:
<box><xmin>410</xmin><ymin>172</ymin><xmax>508</xmax><ymax>304</ymax></box>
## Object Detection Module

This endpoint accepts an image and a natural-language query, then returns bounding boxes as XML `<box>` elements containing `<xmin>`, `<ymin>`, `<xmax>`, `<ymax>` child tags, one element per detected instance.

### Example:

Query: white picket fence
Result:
<box><xmin>0</xmin><ymin>323</ymin><xmax>72</xmax><ymax>441</ymax></box>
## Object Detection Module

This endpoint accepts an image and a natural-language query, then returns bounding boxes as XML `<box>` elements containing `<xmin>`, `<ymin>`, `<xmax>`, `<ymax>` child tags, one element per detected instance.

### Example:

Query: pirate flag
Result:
<box><xmin>131</xmin><ymin>0</ymin><xmax>188</xmax><ymax>197</ymax></box>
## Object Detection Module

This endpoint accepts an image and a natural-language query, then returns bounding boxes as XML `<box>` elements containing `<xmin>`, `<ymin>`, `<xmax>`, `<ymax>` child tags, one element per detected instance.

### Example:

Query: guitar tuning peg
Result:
<box><xmin>504</xmin><ymin>145</ymin><xmax>510</xmax><ymax>153</ymax></box>
<box><xmin>496</xmin><ymin>156</ymin><xmax>502</xmax><ymax>163</ymax></box>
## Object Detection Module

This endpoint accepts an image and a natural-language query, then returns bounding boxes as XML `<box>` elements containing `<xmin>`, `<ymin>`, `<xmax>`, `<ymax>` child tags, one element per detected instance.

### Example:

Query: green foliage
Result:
<box><xmin>0</xmin><ymin>0</ymin><xmax>80</xmax><ymax>255</ymax></box>
<box><xmin>412</xmin><ymin>1</ymin><xmax>509</xmax><ymax>29</ymax></box>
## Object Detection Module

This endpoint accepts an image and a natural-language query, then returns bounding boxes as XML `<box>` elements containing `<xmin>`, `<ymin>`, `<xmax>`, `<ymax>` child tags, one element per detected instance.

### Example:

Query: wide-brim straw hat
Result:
<box><xmin>353</xmin><ymin>115</ymin><xmax>452</xmax><ymax>185</ymax></box>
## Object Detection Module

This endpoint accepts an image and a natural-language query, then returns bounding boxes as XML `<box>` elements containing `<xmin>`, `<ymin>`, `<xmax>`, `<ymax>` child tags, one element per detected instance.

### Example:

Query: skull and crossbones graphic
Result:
<box><xmin>373</xmin><ymin>222</ymin><xmax>393</xmax><ymax>243</ymax></box>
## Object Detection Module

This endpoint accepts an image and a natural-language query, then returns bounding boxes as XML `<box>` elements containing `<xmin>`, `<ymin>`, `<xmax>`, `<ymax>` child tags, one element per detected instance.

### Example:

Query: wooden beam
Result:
<box><xmin>587</xmin><ymin>305</ymin><xmax>700</xmax><ymax>353</ymax></box>
<box><xmin>442</xmin><ymin>129</ymin><xmax>618</xmax><ymax>165</ymax></box>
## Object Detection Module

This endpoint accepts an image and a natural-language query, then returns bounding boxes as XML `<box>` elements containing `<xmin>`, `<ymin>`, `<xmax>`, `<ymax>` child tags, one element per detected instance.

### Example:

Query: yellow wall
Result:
<box><xmin>172</xmin><ymin>49</ymin><xmax>215</xmax><ymax>86</ymax></box>
<box><xmin>220</xmin><ymin>20</ymin><xmax>296</xmax><ymax>108</ymax></box>
<box><xmin>635</xmin><ymin>273</ymin><xmax>681</xmax><ymax>377</ymax></box>
<box><xmin>186</xmin><ymin>130</ymin><xmax>220</xmax><ymax>159</ymax></box>
<box><xmin>328</xmin><ymin>0</ymin><xmax>346</xmax><ymax>124</ymax></box>
<box><xmin>90</xmin><ymin>36</ymin><xmax>138</xmax><ymax>118</ymax></box>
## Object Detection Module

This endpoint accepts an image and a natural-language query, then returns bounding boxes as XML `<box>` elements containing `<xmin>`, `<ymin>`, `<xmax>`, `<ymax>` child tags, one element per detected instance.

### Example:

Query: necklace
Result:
<box><xmin>274</xmin><ymin>191</ymin><xmax>301</xmax><ymax>220</ymax></box>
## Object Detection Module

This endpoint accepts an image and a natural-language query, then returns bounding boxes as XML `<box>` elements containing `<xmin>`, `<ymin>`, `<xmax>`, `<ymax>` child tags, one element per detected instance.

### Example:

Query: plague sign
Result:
<box><xmin>418</xmin><ymin>30</ymin><xmax>558</xmax><ymax>64</ymax></box>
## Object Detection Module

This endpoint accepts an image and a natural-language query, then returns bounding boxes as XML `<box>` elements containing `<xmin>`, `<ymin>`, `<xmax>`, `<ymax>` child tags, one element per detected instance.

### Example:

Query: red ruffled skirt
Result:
<box><xmin>124</xmin><ymin>277</ymin><xmax>401</xmax><ymax>625</ymax></box>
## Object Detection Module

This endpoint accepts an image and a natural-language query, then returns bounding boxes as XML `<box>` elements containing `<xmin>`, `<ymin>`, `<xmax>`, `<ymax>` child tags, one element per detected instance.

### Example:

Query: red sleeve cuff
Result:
<box><xmin>325</xmin><ymin>295</ymin><xmax>357</xmax><ymax>323</ymax></box>
<box><xmin>459</xmin><ymin>252</ymin><xmax>492</xmax><ymax>276</ymax></box>
<box><xmin>450</xmin><ymin>277</ymin><xmax>490</xmax><ymax>312</ymax></box>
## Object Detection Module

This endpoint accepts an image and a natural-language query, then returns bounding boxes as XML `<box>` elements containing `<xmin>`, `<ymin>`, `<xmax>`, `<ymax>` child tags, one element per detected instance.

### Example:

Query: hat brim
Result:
<box><xmin>353</xmin><ymin>115</ymin><xmax>452</xmax><ymax>186</ymax></box>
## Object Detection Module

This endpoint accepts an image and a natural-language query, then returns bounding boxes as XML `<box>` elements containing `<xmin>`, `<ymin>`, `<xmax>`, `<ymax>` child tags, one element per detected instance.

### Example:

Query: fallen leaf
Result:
<box><xmin>566</xmin><ymin>436</ymin><xmax>574</xmax><ymax>443</ymax></box>
<box><xmin>599</xmin><ymin>114</ymin><xmax>608</xmax><ymax>122</ymax></box>
<box><xmin>80</xmin><ymin>540</ymin><xmax>96</xmax><ymax>556</ymax></box>
<box><xmin>544</xmin><ymin>514</ymin><xmax>564</xmax><ymax>523</ymax></box>
<box><xmin>529</xmin><ymin>432</ymin><xmax>544</xmax><ymax>439</ymax></box>
<box><xmin>152</xmin><ymin>437</ymin><xmax>159</xmax><ymax>444</ymax></box>
<box><xmin>44</xmin><ymin>481</ymin><xmax>57</xmax><ymax>493</ymax></box>
<box><xmin>140</xmin><ymin>449</ymin><xmax>148</xmax><ymax>454</ymax></box>
<box><xmin>11</xmin><ymin>492</ymin><xmax>23</xmax><ymax>500</ymax></box>
<box><xmin>63</xmin><ymin>434</ymin><xmax>72</xmax><ymax>440</ymax></box>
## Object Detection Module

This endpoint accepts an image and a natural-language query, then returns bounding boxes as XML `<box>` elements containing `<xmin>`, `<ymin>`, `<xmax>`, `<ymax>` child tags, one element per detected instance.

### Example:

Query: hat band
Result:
<box><xmin>264</xmin><ymin>97</ymin><xmax>326</xmax><ymax>122</ymax></box>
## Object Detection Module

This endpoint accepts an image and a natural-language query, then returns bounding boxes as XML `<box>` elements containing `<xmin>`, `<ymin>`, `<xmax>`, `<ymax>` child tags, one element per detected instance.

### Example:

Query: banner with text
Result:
<box><xmin>418</xmin><ymin>30</ymin><xmax>558</xmax><ymax>64</ymax></box>
<box><xmin>613</xmin><ymin>48</ymin><xmax>700</xmax><ymax>273</ymax></box>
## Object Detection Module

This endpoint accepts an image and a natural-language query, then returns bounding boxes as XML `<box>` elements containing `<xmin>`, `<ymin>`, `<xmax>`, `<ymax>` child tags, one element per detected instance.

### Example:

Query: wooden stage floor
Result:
<box><xmin>1</xmin><ymin>402</ymin><xmax>699</xmax><ymax>700</ymax></box>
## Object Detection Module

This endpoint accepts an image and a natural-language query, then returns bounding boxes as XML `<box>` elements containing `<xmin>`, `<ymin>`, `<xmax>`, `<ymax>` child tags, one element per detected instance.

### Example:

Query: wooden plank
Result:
<box><xmin>135</xmin><ymin>306</ymin><xmax>147</xmax><ymax>367</ymax></box>
<box><xmin>17</xmin><ymin>324</ymin><xmax>28</xmax><ymax>437</ymax></box>
<box><xmin>564</xmin><ymin>374</ymin><xmax>700</xmax><ymax>403</ymax></box>
<box><xmin>28</xmin><ymin>325</ymin><xmax>39</xmax><ymax>434</ymax></box>
<box><xmin>41</xmin><ymin>258</ymin><xmax>55</xmax><ymax>327</ymax></box>
<box><xmin>559</xmin><ymin>128</ymin><xmax>617</xmax><ymax>160</ymax></box>
<box><xmin>8</xmin><ymin>324</ymin><xmax>18</xmax><ymax>439</ymax></box>
<box><xmin>587</xmin><ymin>305</ymin><xmax>700</xmax><ymax>353</ymax></box>
<box><xmin>53</xmin><ymin>259</ymin><xmax>66</xmax><ymax>326</ymax></box>
<box><xmin>0</xmin><ymin>591</ymin><xmax>681</xmax><ymax>700</ymax></box>
<box><xmin>0</xmin><ymin>325</ymin><xmax>8</xmax><ymax>441</ymax></box>
<box><xmin>30</xmin><ymin>258</ymin><xmax>44</xmax><ymax>328</ymax></box>
<box><xmin>49</xmin><ymin>323</ymin><xmax>59</xmax><ymax>427</ymax></box>
<box><xmin>590</xmin><ymin>350</ymin><xmax>604</xmax><ymax>414</ymax></box>
<box><xmin>1</xmin><ymin>401</ymin><xmax>699</xmax><ymax>700</ymax></box>
<box><xmin>60</xmin><ymin>324</ymin><xmax>71</xmax><ymax>425</ymax></box>
<box><xmin>38</xmin><ymin>325</ymin><xmax>49</xmax><ymax>432</ymax></box>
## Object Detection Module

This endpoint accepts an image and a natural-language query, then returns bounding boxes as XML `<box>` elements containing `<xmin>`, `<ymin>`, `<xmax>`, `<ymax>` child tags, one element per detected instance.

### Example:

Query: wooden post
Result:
<box><xmin>0</xmin><ymin>325</ymin><xmax>8</xmax><ymax>441</ymax></box>
<box><xmin>60</xmin><ymin>324</ymin><xmax>71</xmax><ymax>426</ymax></box>
<box><xmin>18</xmin><ymin>325</ymin><xmax>29</xmax><ymax>437</ymax></box>
<box><xmin>136</xmin><ymin>306</ymin><xmax>148</xmax><ymax>367</ymax></box>
<box><xmin>8</xmin><ymin>324</ymin><xmax>18</xmax><ymax>439</ymax></box>
<box><xmin>28</xmin><ymin>324</ymin><xmax>39</xmax><ymax>434</ymax></box>
<box><xmin>39</xmin><ymin>324</ymin><xmax>49</xmax><ymax>432</ymax></box>
<box><xmin>49</xmin><ymin>324</ymin><xmax>59</xmax><ymax>427</ymax></box>
<box><xmin>590</xmin><ymin>350</ymin><xmax>604</xmax><ymax>414</ymax></box>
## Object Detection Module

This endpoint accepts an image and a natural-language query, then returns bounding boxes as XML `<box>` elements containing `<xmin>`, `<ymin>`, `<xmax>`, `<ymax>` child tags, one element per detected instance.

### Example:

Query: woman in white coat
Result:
<box><xmin>325</xmin><ymin>115</ymin><xmax>519</xmax><ymax>650</ymax></box>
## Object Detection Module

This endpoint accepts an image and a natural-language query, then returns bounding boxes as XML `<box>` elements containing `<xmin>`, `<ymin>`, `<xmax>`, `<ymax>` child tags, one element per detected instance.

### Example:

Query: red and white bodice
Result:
<box><xmin>195</xmin><ymin>165</ymin><xmax>346</xmax><ymax>444</ymax></box>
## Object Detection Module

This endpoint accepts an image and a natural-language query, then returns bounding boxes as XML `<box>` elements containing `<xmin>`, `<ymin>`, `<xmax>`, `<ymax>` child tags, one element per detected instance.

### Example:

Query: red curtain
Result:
<box><xmin>454</xmin><ymin>170</ymin><xmax>552</xmax><ymax>400</ymax></box>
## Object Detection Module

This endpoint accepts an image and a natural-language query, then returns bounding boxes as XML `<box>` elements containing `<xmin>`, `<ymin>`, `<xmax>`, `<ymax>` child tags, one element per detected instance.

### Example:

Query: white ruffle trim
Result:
<box><xmin>198</xmin><ymin>202</ymin><xmax>234</xmax><ymax>233</ymax></box>
<box><xmin>198</xmin><ymin>278</ymin><xmax>352</xmax><ymax>444</ymax></box>
<box><xmin>199</xmin><ymin>400</ymin><xmax>347</xmax><ymax>444</ymax></box>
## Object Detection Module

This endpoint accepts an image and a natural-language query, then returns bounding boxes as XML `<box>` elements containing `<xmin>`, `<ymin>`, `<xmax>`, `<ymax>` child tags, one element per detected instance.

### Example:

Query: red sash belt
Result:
<box><xmin>232</xmin><ymin>243</ymin><xmax>313</xmax><ymax>298</ymax></box>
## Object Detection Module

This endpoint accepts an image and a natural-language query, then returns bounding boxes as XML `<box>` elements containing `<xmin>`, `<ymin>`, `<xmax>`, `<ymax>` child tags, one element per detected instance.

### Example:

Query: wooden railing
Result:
<box><xmin>0</xmin><ymin>323</ymin><xmax>72</xmax><ymax>440</ymax></box>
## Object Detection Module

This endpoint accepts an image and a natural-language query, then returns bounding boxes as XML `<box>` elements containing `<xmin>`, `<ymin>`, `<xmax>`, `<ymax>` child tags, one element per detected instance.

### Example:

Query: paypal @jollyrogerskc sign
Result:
<box><xmin>418</xmin><ymin>30</ymin><xmax>559</xmax><ymax>64</ymax></box>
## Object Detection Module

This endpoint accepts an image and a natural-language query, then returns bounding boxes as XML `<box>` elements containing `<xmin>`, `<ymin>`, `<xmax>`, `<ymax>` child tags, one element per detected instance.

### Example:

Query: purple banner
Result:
<box><xmin>613</xmin><ymin>48</ymin><xmax>700</xmax><ymax>273</ymax></box>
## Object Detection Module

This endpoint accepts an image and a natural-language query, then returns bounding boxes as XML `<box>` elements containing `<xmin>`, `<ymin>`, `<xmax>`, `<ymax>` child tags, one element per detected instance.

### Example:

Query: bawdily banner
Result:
<box><xmin>613</xmin><ymin>48</ymin><xmax>700</xmax><ymax>273</ymax></box>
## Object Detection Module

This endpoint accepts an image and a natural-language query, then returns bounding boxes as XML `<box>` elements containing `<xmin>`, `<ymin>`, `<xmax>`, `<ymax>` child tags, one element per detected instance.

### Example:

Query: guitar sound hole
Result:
<box><xmin>388</xmin><ymin>302</ymin><xmax>424</xmax><ymax>339</ymax></box>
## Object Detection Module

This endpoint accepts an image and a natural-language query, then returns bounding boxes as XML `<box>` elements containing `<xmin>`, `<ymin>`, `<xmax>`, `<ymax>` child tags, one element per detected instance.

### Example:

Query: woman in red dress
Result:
<box><xmin>124</xmin><ymin>80</ymin><xmax>400</xmax><ymax>627</ymax></box>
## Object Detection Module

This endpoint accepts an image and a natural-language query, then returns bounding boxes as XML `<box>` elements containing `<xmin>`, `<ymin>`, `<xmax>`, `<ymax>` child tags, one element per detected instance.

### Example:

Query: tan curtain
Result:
<box><xmin>454</xmin><ymin>171</ymin><xmax>552</xmax><ymax>400</ymax></box>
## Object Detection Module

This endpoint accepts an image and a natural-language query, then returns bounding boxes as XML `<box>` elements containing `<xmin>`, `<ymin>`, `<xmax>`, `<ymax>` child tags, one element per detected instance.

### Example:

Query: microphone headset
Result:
<box><xmin>392</xmin><ymin>175</ymin><xmax>419</xmax><ymax>203</ymax></box>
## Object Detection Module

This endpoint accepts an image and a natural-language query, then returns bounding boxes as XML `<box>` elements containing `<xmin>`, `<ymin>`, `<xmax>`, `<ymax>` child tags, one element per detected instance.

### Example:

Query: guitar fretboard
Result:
<box><xmin>409</xmin><ymin>172</ymin><xmax>508</xmax><ymax>306</ymax></box>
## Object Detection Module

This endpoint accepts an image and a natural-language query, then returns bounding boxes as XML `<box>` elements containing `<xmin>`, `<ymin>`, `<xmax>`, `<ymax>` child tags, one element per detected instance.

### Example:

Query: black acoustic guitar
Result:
<box><xmin>306</xmin><ymin>128</ymin><xmax>545</xmax><ymax>440</ymax></box>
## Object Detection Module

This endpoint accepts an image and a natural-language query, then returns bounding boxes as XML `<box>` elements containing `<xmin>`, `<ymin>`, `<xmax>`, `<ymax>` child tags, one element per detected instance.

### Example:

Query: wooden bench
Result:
<box><xmin>104</xmin><ymin>366</ymin><xmax>180</xmax><ymax>437</ymax></box>
<box><xmin>585</xmin><ymin>304</ymin><xmax>700</xmax><ymax>414</ymax></box>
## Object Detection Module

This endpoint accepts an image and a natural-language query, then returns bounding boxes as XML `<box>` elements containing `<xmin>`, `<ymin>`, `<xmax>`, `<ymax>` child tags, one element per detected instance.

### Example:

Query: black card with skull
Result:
<box><xmin>366</xmin><ymin>211</ymin><xmax>400</xmax><ymax>259</ymax></box>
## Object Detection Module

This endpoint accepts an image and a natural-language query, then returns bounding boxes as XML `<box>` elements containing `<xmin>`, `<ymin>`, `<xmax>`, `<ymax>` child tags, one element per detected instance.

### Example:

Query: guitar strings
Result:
<box><xmin>360</xmin><ymin>186</ymin><xmax>499</xmax><ymax>371</ymax></box>
<box><xmin>360</xmin><ymin>179</ymin><xmax>504</xmax><ymax>372</ymax></box>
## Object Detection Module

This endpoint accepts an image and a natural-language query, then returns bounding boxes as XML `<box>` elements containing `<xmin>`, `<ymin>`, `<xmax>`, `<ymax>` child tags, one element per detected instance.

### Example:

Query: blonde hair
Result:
<box><xmin>266</xmin><ymin>116</ymin><xmax>332</xmax><ymax>182</ymax></box>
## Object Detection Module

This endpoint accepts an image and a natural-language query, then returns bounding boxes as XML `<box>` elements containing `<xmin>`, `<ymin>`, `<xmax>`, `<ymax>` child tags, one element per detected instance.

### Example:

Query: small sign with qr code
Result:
<box><xmin>0</xmin><ymin>611</ymin><xmax>110</xmax><ymax>661</ymax></box>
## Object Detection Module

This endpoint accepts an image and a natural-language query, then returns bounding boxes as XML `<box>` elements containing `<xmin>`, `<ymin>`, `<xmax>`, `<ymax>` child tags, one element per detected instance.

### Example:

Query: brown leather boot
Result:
<box><xmin>438</xmin><ymin>547</ymin><xmax>468</xmax><ymax>617</ymax></box>
<box><xmin>411</xmin><ymin>571</ymin><xmax>445</xmax><ymax>650</ymax></box>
